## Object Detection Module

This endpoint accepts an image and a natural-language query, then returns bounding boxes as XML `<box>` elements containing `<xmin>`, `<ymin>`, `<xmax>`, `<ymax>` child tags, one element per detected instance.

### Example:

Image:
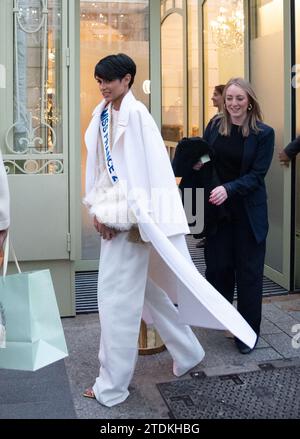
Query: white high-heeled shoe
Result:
<box><xmin>173</xmin><ymin>347</ymin><xmax>205</xmax><ymax>377</ymax></box>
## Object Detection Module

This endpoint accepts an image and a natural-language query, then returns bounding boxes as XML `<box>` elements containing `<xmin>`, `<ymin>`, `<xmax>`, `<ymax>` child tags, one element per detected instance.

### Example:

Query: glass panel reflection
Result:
<box><xmin>161</xmin><ymin>12</ymin><xmax>184</xmax><ymax>143</ymax></box>
<box><xmin>295</xmin><ymin>0</ymin><xmax>300</xmax><ymax>288</ymax></box>
<box><xmin>10</xmin><ymin>0</ymin><xmax>62</xmax><ymax>156</ymax></box>
<box><xmin>203</xmin><ymin>0</ymin><xmax>245</xmax><ymax>126</ymax></box>
<box><xmin>188</xmin><ymin>0</ymin><xmax>200</xmax><ymax>136</ymax></box>
<box><xmin>250</xmin><ymin>0</ymin><xmax>284</xmax><ymax>273</ymax></box>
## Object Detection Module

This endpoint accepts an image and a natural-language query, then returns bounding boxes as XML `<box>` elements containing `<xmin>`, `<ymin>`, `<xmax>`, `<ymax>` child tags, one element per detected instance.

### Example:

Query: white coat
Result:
<box><xmin>85</xmin><ymin>90</ymin><xmax>257</xmax><ymax>348</ymax></box>
<box><xmin>0</xmin><ymin>149</ymin><xmax>9</xmax><ymax>230</ymax></box>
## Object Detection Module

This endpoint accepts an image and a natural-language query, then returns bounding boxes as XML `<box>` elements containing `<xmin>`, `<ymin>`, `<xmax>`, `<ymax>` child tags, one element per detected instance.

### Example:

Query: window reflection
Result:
<box><xmin>295</xmin><ymin>0</ymin><xmax>300</xmax><ymax>288</ymax></box>
<box><xmin>161</xmin><ymin>12</ymin><xmax>184</xmax><ymax>143</ymax></box>
<box><xmin>188</xmin><ymin>0</ymin><xmax>200</xmax><ymax>136</ymax></box>
<box><xmin>203</xmin><ymin>0</ymin><xmax>245</xmax><ymax>126</ymax></box>
<box><xmin>161</xmin><ymin>0</ymin><xmax>200</xmax><ymax>144</ymax></box>
<box><xmin>11</xmin><ymin>0</ymin><xmax>62</xmax><ymax>156</ymax></box>
<box><xmin>250</xmin><ymin>0</ymin><xmax>284</xmax><ymax>273</ymax></box>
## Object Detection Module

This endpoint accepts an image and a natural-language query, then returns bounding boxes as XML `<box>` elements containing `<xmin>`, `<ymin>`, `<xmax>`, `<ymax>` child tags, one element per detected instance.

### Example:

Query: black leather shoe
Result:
<box><xmin>196</xmin><ymin>238</ymin><xmax>206</xmax><ymax>248</ymax></box>
<box><xmin>234</xmin><ymin>337</ymin><xmax>258</xmax><ymax>354</ymax></box>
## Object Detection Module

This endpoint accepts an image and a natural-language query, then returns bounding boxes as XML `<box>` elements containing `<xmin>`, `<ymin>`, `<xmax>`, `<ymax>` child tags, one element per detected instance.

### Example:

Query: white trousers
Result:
<box><xmin>93</xmin><ymin>232</ymin><xmax>205</xmax><ymax>407</ymax></box>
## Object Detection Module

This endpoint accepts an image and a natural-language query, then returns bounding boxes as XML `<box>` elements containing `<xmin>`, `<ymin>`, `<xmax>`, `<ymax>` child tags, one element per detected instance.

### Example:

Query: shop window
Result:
<box><xmin>295</xmin><ymin>0</ymin><xmax>300</xmax><ymax>288</ymax></box>
<box><xmin>250</xmin><ymin>0</ymin><xmax>285</xmax><ymax>275</ymax></box>
<box><xmin>161</xmin><ymin>10</ymin><xmax>184</xmax><ymax>143</ymax></box>
<box><xmin>202</xmin><ymin>0</ymin><xmax>245</xmax><ymax>126</ymax></box>
<box><xmin>187</xmin><ymin>0</ymin><xmax>200</xmax><ymax>137</ymax></box>
<box><xmin>5</xmin><ymin>0</ymin><xmax>63</xmax><ymax>175</ymax></box>
<box><xmin>161</xmin><ymin>0</ymin><xmax>200</xmax><ymax>148</ymax></box>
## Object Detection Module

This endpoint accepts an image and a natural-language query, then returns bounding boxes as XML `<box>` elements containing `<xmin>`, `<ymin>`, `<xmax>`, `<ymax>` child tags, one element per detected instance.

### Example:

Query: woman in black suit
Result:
<box><xmin>203</xmin><ymin>78</ymin><xmax>275</xmax><ymax>354</ymax></box>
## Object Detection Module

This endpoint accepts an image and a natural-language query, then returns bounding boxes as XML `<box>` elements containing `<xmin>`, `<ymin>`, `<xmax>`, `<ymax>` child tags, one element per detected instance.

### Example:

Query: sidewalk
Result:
<box><xmin>62</xmin><ymin>293</ymin><xmax>300</xmax><ymax>419</ymax></box>
<box><xmin>1</xmin><ymin>294</ymin><xmax>300</xmax><ymax>419</ymax></box>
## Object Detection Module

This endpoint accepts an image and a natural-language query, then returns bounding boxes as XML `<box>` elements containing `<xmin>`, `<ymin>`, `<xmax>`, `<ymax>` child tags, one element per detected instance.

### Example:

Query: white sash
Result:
<box><xmin>99</xmin><ymin>104</ymin><xmax>119</xmax><ymax>185</ymax></box>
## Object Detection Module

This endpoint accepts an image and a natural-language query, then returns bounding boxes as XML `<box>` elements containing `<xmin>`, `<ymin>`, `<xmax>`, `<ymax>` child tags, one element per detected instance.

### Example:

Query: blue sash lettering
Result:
<box><xmin>99</xmin><ymin>105</ymin><xmax>119</xmax><ymax>185</ymax></box>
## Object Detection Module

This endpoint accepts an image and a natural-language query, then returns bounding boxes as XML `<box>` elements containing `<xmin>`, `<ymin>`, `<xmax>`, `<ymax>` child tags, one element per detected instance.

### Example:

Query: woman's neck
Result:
<box><xmin>112</xmin><ymin>89</ymin><xmax>129</xmax><ymax>111</ymax></box>
<box><xmin>230</xmin><ymin>115</ymin><xmax>247</xmax><ymax>126</ymax></box>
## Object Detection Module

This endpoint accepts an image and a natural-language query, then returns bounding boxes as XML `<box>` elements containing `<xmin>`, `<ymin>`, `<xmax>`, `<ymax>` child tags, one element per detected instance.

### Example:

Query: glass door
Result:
<box><xmin>202</xmin><ymin>0</ymin><xmax>245</xmax><ymax>127</ymax></box>
<box><xmin>161</xmin><ymin>0</ymin><xmax>186</xmax><ymax>155</ymax></box>
<box><xmin>1</xmin><ymin>0</ymin><xmax>69</xmax><ymax>261</ymax></box>
<box><xmin>294</xmin><ymin>0</ymin><xmax>300</xmax><ymax>290</ymax></box>
<box><xmin>160</xmin><ymin>0</ymin><xmax>201</xmax><ymax>159</ymax></box>
<box><xmin>249</xmin><ymin>0</ymin><xmax>290</xmax><ymax>289</ymax></box>
<box><xmin>79</xmin><ymin>0</ymin><xmax>150</xmax><ymax>263</ymax></box>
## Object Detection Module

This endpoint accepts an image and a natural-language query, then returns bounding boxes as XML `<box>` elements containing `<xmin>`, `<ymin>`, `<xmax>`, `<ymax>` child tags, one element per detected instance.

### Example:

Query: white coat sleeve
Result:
<box><xmin>0</xmin><ymin>150</ymin><xmax>10</xmax><ymax>230</ymax></box>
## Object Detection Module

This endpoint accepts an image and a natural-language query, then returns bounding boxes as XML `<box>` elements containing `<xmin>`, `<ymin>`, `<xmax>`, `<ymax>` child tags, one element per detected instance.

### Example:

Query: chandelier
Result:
<box><xmin>210</xmin><ymin>1</ymin><xmax>244</xmax><ymax>50</ymax></box>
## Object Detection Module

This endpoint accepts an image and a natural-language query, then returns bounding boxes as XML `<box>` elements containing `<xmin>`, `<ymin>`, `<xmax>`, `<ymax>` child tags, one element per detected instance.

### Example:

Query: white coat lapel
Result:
<box><xmin>113</xmin><ymin>90</ymin><xmax>136</xmax><ymax>148</ymax></box>
<box><xmin>85</xmin><ymin>100</ymin><xmax>106</xmax><ymax>152</ymax></box>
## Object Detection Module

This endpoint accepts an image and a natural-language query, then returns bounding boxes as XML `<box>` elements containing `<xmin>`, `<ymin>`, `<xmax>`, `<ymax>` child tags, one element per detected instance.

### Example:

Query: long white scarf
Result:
<box><xmin>99</xmin><ymin>103</ymin><xmax>119</xmax><ymax>185</ymax></box>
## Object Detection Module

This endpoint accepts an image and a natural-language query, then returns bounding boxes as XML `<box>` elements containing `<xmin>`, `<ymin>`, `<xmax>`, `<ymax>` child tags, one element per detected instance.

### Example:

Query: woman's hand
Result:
<box><xmin>192</xmin><ymin>160</ymin><xmax>204</xmax><ymax>171</ymax></box>
<box><xmin>209</xmin><ymin>186</ymin><xmax>228</xmax><ymax>206</ymax></box>
<box><xmin>0</xmin><ymin>229</ymin><xmax>8</xmax><ymax>251</ymax></box>
<box><xmin>278</xmin><ymin>149</ymin><xmax>291</xmax><ymax>167</ymax></box>
<box><xmin>93</xmin><ymin>216</ymin><xmax>118</xmax><ymax>240</ymax></box>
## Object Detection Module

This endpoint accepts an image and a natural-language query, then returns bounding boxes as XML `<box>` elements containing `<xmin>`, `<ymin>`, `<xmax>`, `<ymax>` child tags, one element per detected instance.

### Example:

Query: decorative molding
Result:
<box><xmin>5</xmin><ymin>0</ymin><xmax>59</xmax><ymax>158</ymax></box>
<box><xmin>14</xmin><ymin>0</ymin><xmax>48</xmax><ymax>34</ymax></box>
<box><xmin>5</xmin><ymin>111</ymin><xmax>56</xmax><ymax>154</ymax></box>
<box><xmin>4</xmin><ymin>159</ymin><xmax>64</xmax><ymax>175</ymax></box>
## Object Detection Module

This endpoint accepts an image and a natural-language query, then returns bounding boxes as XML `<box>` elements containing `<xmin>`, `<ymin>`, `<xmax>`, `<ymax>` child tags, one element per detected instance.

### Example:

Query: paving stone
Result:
<box><xmin>260</xmin><ymin>319</ymin><xmax>282</xmax><ymax>335</ymax></box>
<box><xmin>263</xmin><ymin>333</ymin><xmax>300</xmax><ymax>358</ymax></box>
<box><xmin>256</xmin><ymin>337</ymin><xmax>270</xmax><ymax>348</ymax></box>
<box><xmin>267</xmin><ymin>357</ymin><xmax>300</xmax><ymax>369</ymax></box>
<box><xmin>287</xmin><ymin>311</ymin><xmax>300</xmax><ymax>322</ymax></box>
<box><xmin>0</xmin><ymin>361</ymin><xmax>76</xmax><ymax>419</ymax></box>
<box><xmin>270</xmin><ymin>320</ymin><xmax>300</xmax><ymax>337</ymax></box>
<box><xmin>203</xmin><ymin>363</ymin><xmax>260</xmax><ymax>377</ymax></box>
<box><xmin>273</xmin><ymin>298</ymin><xmax>300</xmax><ymax>311</ymax></box>
<box><xmin>262</xmin><ymin>303</ymin><xmax>296</xmax><ymax>323</ymax></box>
<box><xmin>272</xmin><ymin>300</ymin><xmax>300</xmax><ymax>322</ymax></box>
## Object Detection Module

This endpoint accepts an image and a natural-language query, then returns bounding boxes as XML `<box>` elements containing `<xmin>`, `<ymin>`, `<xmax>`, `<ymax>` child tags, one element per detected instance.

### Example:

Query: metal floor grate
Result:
<box><xmin>157</xmin><ymin>365</ymin><xmax>300</xmax><ymax>419</ymax></box>
<box><xmin>75</xmin><ymin>235</ymin><xmax>288</xmax><ymax>313</ymax></box>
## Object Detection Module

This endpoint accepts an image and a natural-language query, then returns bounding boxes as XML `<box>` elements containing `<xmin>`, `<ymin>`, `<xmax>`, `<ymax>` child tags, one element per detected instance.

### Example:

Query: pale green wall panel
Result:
<box><xmin>7</xmin><ymin>260</ymin><xmax>76</xmax><ymax>317</ymax></box>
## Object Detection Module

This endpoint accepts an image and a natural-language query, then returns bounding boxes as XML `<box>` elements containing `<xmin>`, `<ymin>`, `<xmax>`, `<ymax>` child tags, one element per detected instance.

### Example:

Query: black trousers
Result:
<box><xmin>204</xmin><ymin>202</ymin><xmax>266</xmax><ymax>335</ymax></box>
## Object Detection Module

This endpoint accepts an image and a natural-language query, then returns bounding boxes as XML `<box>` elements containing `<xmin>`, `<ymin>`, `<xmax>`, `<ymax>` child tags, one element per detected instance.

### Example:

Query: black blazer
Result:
<box><xmin>172</xmin><ymin>136</ymin><xmax>210</xmax><ymax>188</ymax></box>
<box><xmin>203</xmin><ymin>119</ymin><xmax>275</xmax><ymax>243</ymax></box>
<box><xmin>172</xmin><ymin>136</ymin><xmax>230</xmax><ymax>237</ymax></box>
<box><xmin>284</xmin><ymin>136</ymin><xmax>300</xmax><ymax>159</ymax></box>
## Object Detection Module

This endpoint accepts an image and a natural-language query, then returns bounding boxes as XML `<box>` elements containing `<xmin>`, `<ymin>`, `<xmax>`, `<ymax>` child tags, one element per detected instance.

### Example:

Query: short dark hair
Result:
<box><xmin>214</xmin><ymin>84</ymin><xmax>226</xmax><ymax>95</ymax></box>
<box><xmin>94</xmin><ymin>53</ymin><xmax>136</xmax><ymax>88</ymax></box>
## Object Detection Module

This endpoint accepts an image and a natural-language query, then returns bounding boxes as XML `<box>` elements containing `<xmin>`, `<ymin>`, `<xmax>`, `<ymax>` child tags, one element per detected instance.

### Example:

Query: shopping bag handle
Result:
<box><xmin>2</xmin><ymin>232</ymin><xmax>21</xmax><ymax>278</ymax></box>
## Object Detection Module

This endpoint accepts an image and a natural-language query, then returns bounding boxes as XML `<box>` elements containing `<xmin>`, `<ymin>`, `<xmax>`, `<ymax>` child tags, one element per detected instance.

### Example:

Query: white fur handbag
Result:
<box><xmin>84</xmin><ymin>176</ymin><xmax>137</xmax><ymax>232</ymax></box>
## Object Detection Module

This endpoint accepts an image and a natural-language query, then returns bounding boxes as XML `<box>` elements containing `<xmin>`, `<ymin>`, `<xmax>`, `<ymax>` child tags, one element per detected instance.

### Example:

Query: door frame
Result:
<box><xmin>249</xmin><ymin>0</ymin><xmax>292</xmax><ymax>290</ymax></box>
